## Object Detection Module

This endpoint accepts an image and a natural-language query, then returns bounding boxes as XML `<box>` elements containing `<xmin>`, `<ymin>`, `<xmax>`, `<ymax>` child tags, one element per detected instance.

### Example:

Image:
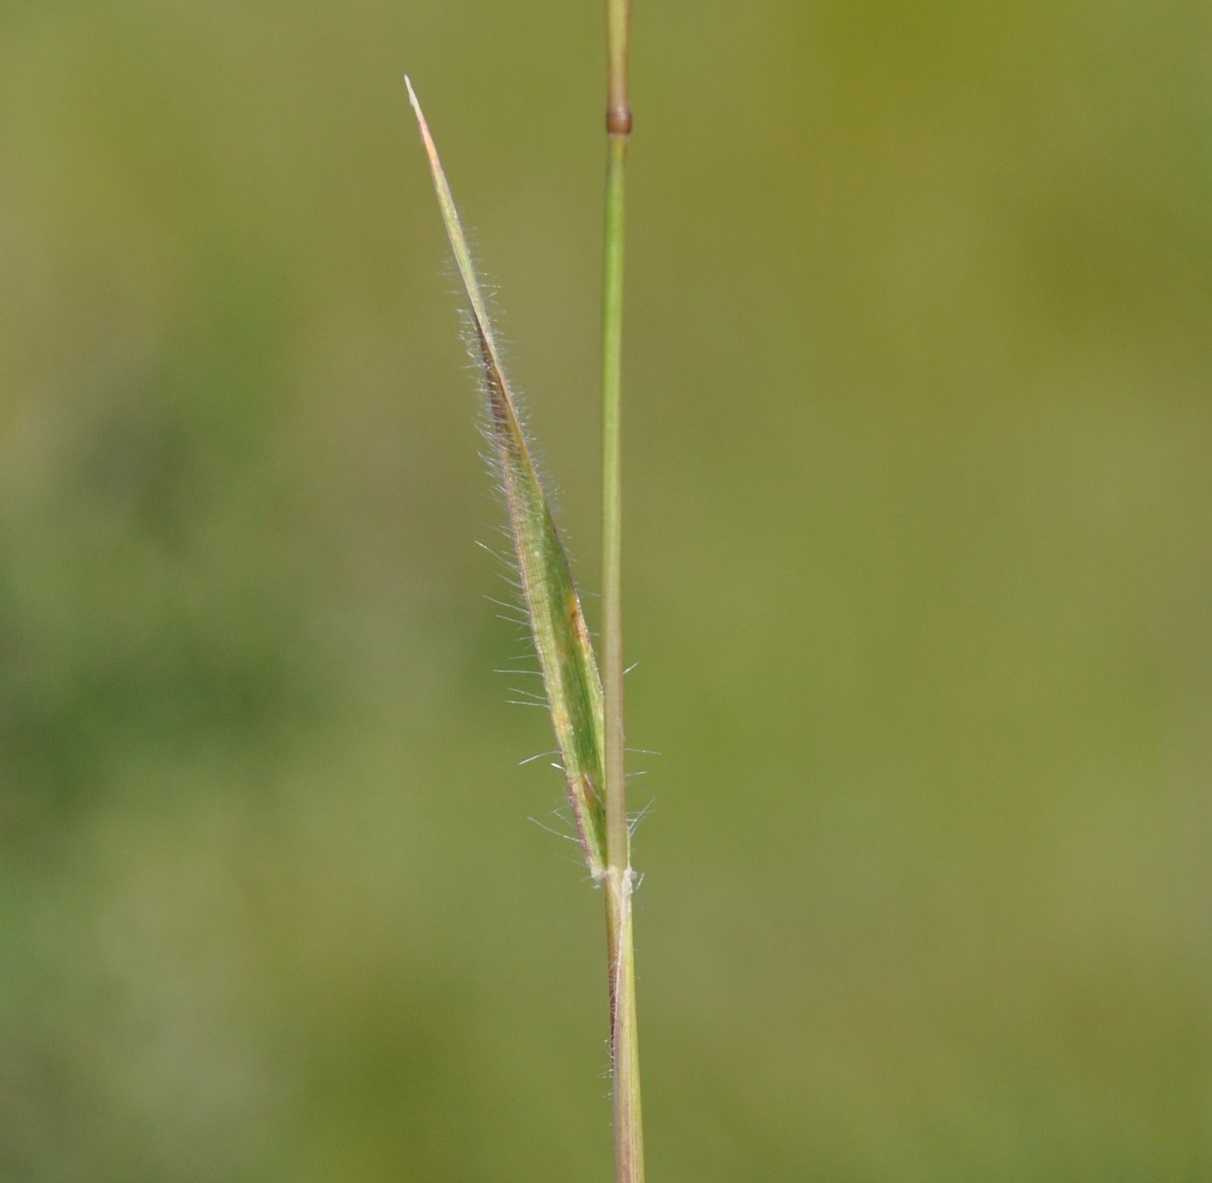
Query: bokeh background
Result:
<box><xmin>3</xmin><ymin>2</ymin><xmax>1211</xmax><ymax>1179</ymax></box>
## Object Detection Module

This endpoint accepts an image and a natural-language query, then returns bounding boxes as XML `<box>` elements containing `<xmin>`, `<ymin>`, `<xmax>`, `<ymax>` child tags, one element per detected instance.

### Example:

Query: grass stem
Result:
<box><xmin>601</xmin><ymin>3</ymin><xmax>644</xmax><ymax>1182</ymax></box>
<box><xmin>407</xmin><ymin>1</ymin><xmax>646</xmax><ymax>1171</ymax></box>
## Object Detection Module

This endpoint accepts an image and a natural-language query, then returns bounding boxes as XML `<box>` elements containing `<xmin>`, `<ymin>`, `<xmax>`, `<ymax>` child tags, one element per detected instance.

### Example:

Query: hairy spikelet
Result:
<box><xmin>406</xmin><ymin>78</ymin><xmax>607</xmax><ymax>879</ymax></box>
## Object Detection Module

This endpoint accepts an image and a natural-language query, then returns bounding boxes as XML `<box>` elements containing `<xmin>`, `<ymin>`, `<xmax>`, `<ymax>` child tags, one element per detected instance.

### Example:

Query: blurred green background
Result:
<box><xmin>2</xmin><ymin>1</ymin><xmax>1211</xmax><ymax>1179</ymax></box>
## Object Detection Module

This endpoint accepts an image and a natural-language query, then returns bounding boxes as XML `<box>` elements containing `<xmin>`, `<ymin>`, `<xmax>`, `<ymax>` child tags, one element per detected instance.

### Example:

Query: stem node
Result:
<box><xmin>607</xmin><ymin>106</ymin><xmax>633</xmax><ymax>136</ymax></box>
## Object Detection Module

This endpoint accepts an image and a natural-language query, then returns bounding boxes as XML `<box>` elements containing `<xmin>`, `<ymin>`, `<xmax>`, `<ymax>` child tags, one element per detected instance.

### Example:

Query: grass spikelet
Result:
<box><xmin>405</xmin><ymin>77</ymin><xmax>607</xmax><ymax>880</ymax></box>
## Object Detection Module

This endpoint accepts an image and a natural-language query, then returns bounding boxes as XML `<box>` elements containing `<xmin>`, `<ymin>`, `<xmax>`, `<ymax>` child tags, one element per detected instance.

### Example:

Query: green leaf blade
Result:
<box><xmin>407</xmin><ymin>78</ymin><xmax>607</xmax><ymax>879</ymax></box>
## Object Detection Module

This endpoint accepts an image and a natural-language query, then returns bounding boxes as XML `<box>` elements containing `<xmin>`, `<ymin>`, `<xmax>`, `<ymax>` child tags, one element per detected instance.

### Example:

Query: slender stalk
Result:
<box><xmin>601</xmin><ymin>3</ymin><xmax>643</xmax><ymax>1183</ymax></box>
<box><xmin>408</xmin><ymin>6</ymin><xmax>645</xmax><ymax>1172</ymax></box>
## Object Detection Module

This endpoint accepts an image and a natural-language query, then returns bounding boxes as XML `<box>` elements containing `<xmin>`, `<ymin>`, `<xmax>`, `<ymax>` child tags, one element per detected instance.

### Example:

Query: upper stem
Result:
<box><xmin>602</xmin><ymin>126</ymin><xmax>628</xmax><ymax>879</ymax></box>
<box><xmin>606</xmin><ymin>0</ymin><xmax>633</xmax><ymax>135</ymax></box>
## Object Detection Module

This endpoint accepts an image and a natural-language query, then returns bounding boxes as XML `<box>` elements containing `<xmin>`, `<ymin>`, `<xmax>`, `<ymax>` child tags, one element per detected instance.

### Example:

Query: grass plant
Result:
<box><xmin>405</xmin><ymin>3</ymin><xmax>644</xmax><ymax>1180</ymax></box>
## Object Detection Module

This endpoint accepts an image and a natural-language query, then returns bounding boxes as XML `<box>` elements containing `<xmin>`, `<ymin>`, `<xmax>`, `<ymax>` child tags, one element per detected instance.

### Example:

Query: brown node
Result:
<box><xmin>606</xmin><ymin>106</ymin><xmax>633</xmax><ymax>136</ymax></box>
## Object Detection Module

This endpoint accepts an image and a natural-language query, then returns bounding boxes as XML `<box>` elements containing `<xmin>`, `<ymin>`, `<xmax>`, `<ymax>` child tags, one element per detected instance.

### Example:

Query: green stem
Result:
<box><xmin>602</xmin><ymin>3</ymin><xmax>643</xmax><ymax>1182</ymax></box>
<box><xmin>602</xmin><ymin>138</ymin><xmax>628</xmax><ymax>875</ymax></box>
